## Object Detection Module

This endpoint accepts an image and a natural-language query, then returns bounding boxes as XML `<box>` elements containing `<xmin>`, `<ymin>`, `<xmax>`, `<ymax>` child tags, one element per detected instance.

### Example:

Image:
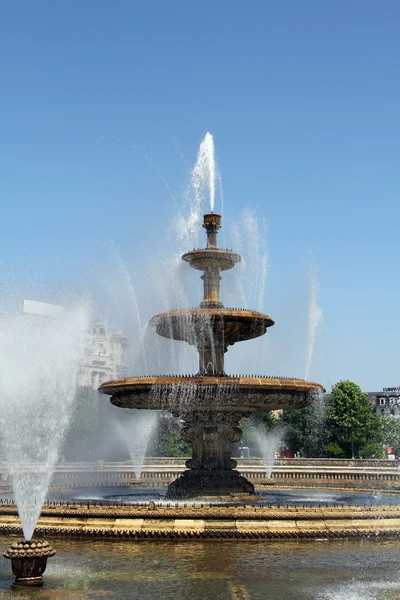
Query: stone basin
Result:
<box><xmin>182</xmin><ymin>248</ymin><xmax>241</xmax><ymax>271</ymax></box>
<box><xmin>99</xmin><ymin>375</ymin><xmax>324</xmax><ymax>412</ymax></box>
<box><xmin>150</xmin><ymin>308</ymin><xmax>274</xmax><ymax>348</ymax></box>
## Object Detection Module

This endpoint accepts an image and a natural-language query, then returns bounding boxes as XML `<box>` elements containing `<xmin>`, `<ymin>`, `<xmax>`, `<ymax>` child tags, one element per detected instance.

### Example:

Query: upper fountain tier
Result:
<box><xmin>182</xmin><ymin>213</ymin><xmax>240</xmax><ymax>309</ymax></box>
<box><xmin>182</xmin><ymin>212</ymin><xmax>241</xmax><ymax>309</ymax></box>
<box><xmin>151</xmin><ymin>213</ymin><xmax>274</xmax><ymax>375</ymax></box>
<box><xmin>99</xmin><ymin>211</ymin><xmax>325</xmax><ymax>411</ymax></box>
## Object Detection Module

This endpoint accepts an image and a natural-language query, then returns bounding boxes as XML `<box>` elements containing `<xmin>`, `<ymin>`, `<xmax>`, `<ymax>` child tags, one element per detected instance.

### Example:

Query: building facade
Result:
<box><xmin>368</xmin><ymin>387</ymin><xmax>400</xmax><ymax>418</ymax></box>
<box><xmin>78</xmin><ymin>320</ymin><xmax>129</xmax><ymax>389</ymax></box>
<box><xmin>23</xmin><ymin>301</ymin><xmax>128</xmax><ymax>390</ymax></box>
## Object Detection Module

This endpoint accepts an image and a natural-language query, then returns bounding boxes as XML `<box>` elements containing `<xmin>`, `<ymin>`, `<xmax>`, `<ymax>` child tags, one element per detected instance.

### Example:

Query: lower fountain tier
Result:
<box><xmin>150</xmin><ymin>308</ymin><xmax>274</xmax><ymax>349</ymax></box>
<box><xmin>100</xmin><ymin>377</ymin><xmax>325</xmax><ymax>499</ymax></box>
<box><xmin>99</xmin><ymin>375</ymin><xmax>324</xmax><ymax>412</ymax></box>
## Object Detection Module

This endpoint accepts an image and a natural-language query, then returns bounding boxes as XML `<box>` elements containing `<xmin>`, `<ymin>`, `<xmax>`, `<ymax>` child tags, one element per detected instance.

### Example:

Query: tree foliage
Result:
<box><xmin>148</xmin><ymin>413</ymin><xmax>190</xmax><ymax>457</ymax></box>
<box><xmin>326</xmin><ymin>380</ymin><xmax>379</xmax><ymax>458</ymax></box>
<box><xmin>279</xmin><ymin>399</ymin><xmax>328</xmax><ymax>457</ymax></box>
<box><xmin>376</xmin><ymin>416</ymin><xmax>400</xmax><ymax>456</ymax></box>
<box><xmin>270</xmin><ymin>381</ymin><xmax>398</xmax><ymax>460</ymax></box>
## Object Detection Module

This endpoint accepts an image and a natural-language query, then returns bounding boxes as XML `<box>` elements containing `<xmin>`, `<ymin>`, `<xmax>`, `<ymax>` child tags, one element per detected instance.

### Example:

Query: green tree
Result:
<box><xmin>377</xmin><ymin>416</ymin><xmax>400</xmax><ymax>456</ymax></box>
<box><xmin>148</xmin><ymin>413</ymin><xmax>190</xmax><ymax>457</ymax></box>
<box><xmin>279</xmin><ymin>399</ymin><xmax>328</xmax><ymax>457</ymax></box>
<box><xmin>326</xmin><ymin>380</ymin><xmax>378</xmax><ymax>458</ymax></box>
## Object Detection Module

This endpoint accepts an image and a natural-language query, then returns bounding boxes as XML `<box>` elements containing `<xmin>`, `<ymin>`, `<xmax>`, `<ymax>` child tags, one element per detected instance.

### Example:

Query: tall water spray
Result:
<box><xmin>304</xmin><ymin>262</ymin><xmax>323</xmax><ymax>381</ymax></box>
<box><xmin>0</xmin><ymin>305</ymin><xmax>88</xmax><ymax>540</ymax></box>
<box><xmin>192</xmin><ymin>132</ymin><xmax>216</xmax><ymax>213</ymax></box>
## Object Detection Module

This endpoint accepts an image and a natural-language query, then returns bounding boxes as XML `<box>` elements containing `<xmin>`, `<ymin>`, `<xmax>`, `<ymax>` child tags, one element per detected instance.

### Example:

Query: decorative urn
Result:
<box><xmin>4</xmin><ymin>539</ymin><xmax>56</xmax><ymax>587</ymax></box>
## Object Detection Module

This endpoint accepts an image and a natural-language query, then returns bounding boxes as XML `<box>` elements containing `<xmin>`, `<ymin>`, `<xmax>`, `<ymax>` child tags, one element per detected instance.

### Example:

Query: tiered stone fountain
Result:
<box><xmin>100</xmin><ymin>213</ymin><xmax>324</xmax><ymax>498</ymax></box>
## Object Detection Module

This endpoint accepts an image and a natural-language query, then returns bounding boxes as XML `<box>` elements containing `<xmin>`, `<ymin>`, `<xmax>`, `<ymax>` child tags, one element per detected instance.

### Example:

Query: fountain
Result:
<box><xmin>100</xmin><ymin>212</ymin><xmax>324</xmax><ymax>498</ymax></box>
<box><xmin>0</xmin><ymin>304</ymin><xmax>88</xmax><ymax>537</ymax></box>
<box><xmin>0</xmin><ymin>303</ymin><xmax>88</xmax><ymax>586</ymax></box>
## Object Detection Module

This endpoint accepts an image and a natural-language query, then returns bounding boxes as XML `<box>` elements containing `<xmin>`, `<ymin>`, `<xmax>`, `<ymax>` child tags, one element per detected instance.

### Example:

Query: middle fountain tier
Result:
<box><xmin>100</xmin><ymin>212</ymin><xmax>324</xmax><ymax>498</ymax></box>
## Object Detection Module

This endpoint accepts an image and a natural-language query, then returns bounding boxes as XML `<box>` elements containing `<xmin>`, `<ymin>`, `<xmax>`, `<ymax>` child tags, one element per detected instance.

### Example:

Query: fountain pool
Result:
<box><xmin>1</xmin><ymin>536</ymin><xmax>400</xmax><ymax>599</ymax></box>
<box><xmin>3</xmin><ymin>487</ymin><xmax>398</xmax><ymax>508</ymax></box>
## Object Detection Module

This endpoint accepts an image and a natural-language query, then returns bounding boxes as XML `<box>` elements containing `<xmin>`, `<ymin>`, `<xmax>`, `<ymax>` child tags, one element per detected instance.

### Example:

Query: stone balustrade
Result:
<box><xmin>1</xmin><ymin>459</ymin><xmax>399</xmax><ymax>491</ymax></box>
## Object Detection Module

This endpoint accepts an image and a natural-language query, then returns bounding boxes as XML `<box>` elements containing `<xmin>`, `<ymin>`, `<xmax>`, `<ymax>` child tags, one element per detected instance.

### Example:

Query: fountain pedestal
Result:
<box><xmin>167</xmin><ymin>411</ymin><xmax>254</xmax><ymax>498</ymax></box>
<box><xmin>4</xmin><ymin>540</ymin><xmax>55</xmax><ymax>588</ymax></box>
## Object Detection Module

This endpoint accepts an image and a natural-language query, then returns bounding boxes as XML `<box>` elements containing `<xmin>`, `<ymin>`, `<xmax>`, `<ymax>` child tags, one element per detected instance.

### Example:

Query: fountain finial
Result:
<box><xmin>203</xmin><ymin>213</ymin><xmax>221</xmax><ymax>248</ymax></box>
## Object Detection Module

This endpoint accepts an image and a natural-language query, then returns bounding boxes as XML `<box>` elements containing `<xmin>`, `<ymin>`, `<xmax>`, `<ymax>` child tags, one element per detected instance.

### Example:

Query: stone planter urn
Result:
<box><xmin>3</xmin><ymin>539</ymin><xmax>56</xmax><ymax>587</ymax></box>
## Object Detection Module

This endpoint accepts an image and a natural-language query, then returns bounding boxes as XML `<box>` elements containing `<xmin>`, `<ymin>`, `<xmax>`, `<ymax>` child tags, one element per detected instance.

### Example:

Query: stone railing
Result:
<box><xmin>0</xmin><ymin>459</ymin><xmax>399</xmax><ymax>490</ymax></box>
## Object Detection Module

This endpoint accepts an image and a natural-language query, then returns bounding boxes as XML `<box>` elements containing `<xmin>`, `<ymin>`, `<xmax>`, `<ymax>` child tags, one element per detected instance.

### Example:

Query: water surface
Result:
<box><xmin>1</xmin><ymin>536</ymin><xmax>400</xmax><ymax>599</ymax></box>
<box><xmin>26</xmin><ymin>486</ymin><xmax>400</xmax><ymax>508</ymax></box>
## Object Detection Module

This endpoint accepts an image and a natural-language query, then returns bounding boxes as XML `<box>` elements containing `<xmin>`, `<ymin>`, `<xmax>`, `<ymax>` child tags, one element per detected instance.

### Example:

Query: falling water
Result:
<box><xmin>192</xmin><ymin>132</ymin><xmax>216</xmax><ymax>213</ymax></box>
<box><xmin>304</xmin><ymin>262</ymin><xmax>323</xmax><ymax>381</ymax></box>
<box><xmin>0</xmin><ymin>304</ymin><xmax>88</xmax><ymax>540</ymax></box>
<box><xmin>253</xmin><ymin>428</ymin><xmax>284</xmax><ymax>478</ymax></box>
<box><xmin>111</xmin><ymin>251</ymin><xmax>149</xmax><ymax>374</ymax></box>
<box><xmin>228</xmin><ymin>207</ymin><xmax>268</xmax><ymax>311</ymax></box>
<box><xmin>116</xmin><ymin>411</ymin><xmax>158</xmax><ymax>479</ymax></box>
<box><xmin>150</xmin><ymin>383</ymin><xmax>199</xmax><ymax>413</ymax></box>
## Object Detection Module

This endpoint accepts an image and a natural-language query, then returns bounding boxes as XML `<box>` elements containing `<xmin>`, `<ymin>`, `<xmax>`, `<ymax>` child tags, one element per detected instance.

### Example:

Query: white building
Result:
<box><xmin>22</xmin><ymin>301</ymin><xmax>129</xmax><ymax>390</ymax></box>
<box><xmin>23</xmin><ymin>299</ymin><xmax>64</xmax><ymax>318</ymax></box>
<box><xmin>78</xmin><ymin>320</ymin><xmax>129</xmax><ymax>389</ymax></box>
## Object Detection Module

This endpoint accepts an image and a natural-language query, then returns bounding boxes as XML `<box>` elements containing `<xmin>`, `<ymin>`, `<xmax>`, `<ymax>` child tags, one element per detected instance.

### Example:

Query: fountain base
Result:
<box><xmin>166</xmin><ymin>468</ymin><xmax>254</xmax><ymax>499</ymax></box>
<box><xmin>165</xmin><ymin>410</ymin><xmax>255</xmax><ymax>499</ymax></box>
<box><xmin>11</xmin><ymin>570</ymin><xmax>44</xmax><ymax>588</ymax></box>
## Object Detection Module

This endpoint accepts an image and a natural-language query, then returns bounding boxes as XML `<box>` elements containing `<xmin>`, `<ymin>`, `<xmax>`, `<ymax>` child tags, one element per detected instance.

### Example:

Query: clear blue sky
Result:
<box><xmin>1</xmin><ymin>1</ymin><xmax>399</xmax><ymax>391</ymax></box>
